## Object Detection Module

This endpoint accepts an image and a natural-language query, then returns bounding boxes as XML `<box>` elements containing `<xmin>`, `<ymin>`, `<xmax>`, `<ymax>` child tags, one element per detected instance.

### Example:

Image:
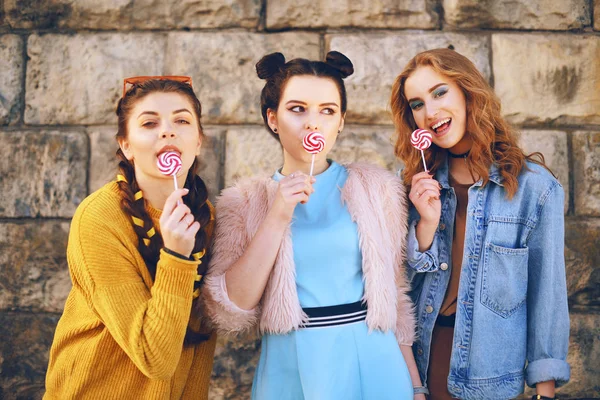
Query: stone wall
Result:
<box><xmin>1</xmin><ymin>1</ymin><xmax>599</xmax><ymax>399</ymax></box>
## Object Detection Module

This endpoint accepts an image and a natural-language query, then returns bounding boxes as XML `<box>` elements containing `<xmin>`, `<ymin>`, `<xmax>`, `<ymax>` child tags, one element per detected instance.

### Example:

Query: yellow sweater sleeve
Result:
<box><xmin>68</xmin><ymin>190</ymin><xmax>200</xmax><ymax>380</ymax></box>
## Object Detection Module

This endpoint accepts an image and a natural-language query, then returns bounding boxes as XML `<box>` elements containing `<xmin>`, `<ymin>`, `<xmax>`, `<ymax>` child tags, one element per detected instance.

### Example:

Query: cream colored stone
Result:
<box><xmin>0</xmin><ymin>35</ymin><xmax>23</xmax><ymax>125</ymax></box>
<box><xmin>444</xmin><ymin>0</ymin><xmax>590</xmax><ymax>30</ymax></box>
<box><xmin>89</xmin><ymin>125</ymin><xmax>223</xmax><ymax>202</ymax></box>
<box><xmin>224</xmin><ymin>126</ymin><xmax>282</xmax><ymax>186</ymax></box>
<box><xmin>493</xmin><ymin>34</ymin><xmax>600</xmax><ymax>125</ymax></box>
<box><xmin>331</xmin><ymin>125</ymin><xmax>400</xmax><ymax>172</ymax></box>
<box><xmin>165</xmin><ymin>32</ymin><xmax>320</xmax><ymax>124</ymax></box>
<box><xmin>326</xmin><ymin>33</ymin><xmax>490</xmax><ymax>124</ymax></box>
<box><xmin>519</xmin><ymin>130</ymin><xmax>569</xmax><ymax>213</ymax></box>
<box><xmin>0</xmin><ymin>222</ymin><xmax>71</xmax><ymax>313</ymax></box>
<box><xmin>25</xmin><ymin>33</ymin><xmax>166</xmax><ymax>125</ymax></box>
<box><xmin>5</xmin><ymin>0</ymin><xmax>259</xmax><ymax>29</ymax></box>
<box><xmin>267</xmin><ymin>0</ymin><xmax>437</xmax><ymax>29</ymax></box>
<box><xmin>0</xmin><ymin>129</ymin><xmax>88</xmax><ymax>218</ymax></box>
<box><xmin>573</xmin><ymin>131</ymin><xmax>600</xmax><ymax>216</ymax></box>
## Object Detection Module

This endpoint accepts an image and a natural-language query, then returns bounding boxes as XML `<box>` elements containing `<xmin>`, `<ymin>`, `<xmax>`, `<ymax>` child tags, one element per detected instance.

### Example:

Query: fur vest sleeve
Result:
<box><xmin>202</xmin><ymin>163</ymin><xmax>415</xmax><ymax>345</ymax></box>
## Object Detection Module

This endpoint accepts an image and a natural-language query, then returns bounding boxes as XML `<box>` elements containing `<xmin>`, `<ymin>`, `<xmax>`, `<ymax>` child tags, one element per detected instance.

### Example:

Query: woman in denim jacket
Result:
<box><xmin>389</xmin><ymin>48</ymin><xmax>570</xmax><ymax>400</ymax></box>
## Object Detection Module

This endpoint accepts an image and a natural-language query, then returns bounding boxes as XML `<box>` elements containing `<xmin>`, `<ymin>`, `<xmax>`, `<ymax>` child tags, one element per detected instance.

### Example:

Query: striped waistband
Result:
<box><xmin>301</xmin><ymin>301</ymin><xmax>367</xmax><ymax>329</ymax></box>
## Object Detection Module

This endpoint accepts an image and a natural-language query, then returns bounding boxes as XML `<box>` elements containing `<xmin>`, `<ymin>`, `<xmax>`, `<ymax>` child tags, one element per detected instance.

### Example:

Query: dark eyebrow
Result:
<box><xmin>137</xmin><ymin>111</ymin><xmax>159</xmax><ymax>118</ymax></box>
<box><xmin>407</xmin><ymin>83</ymin><xmax>448</xmax><ymax>103</ymax></box>
<box><xmin>173</xmin><ymin>109</ymin><xmax>192</xmax><ymax>115</ymax></box>
<box><xmin>284</xmin><ymin>101</ymin><xmax>340</xmax><ymax>107</ymax></box>
<box><xmin>137</xmin><ymin>109</ymin><xmax>192</xmax><ymax>118</ymax></box>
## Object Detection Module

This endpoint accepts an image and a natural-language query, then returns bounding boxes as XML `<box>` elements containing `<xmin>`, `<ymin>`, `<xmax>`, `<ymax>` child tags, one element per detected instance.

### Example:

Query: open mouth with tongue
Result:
<box><xmin>430</xmin><ymin>118</ymin><xmax>452</xmax><ymax>136</ymax></box>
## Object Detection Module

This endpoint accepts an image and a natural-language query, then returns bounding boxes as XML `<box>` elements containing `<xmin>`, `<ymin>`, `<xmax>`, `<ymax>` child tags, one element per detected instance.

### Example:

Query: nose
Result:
<box><xmin>160</xmin><ymin>121</ymin><xmax>177</xmax><ymax>139</ymax></box>
<box><xmin>425</xmin><ymin>103</ymin><xmax>439</xmax><ymax>121</ymax></box>
<box><xmin>304</xmin><ymin>120</ymin><xmax>319</xmax><ymax>132</ymax></box>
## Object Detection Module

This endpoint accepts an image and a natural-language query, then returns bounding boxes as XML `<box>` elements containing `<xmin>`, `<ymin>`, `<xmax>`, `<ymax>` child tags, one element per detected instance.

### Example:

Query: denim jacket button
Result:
<box><xmin>439</xmin><ymin>223</ymin><xmax>446</xmax><ymax>231</ymax></box>
<box><xmin>417</xmin><ymin>348</ymin><xmax>423</xmax><ymax>355</ymax></box>
<box><xmin>426</xmin><ymin>305</ymin><xmax>434</xmax><ymax>313</ymax></box>
<box><xmin>440</xmin><ymin>262</ymin><xmax>449</xmax><ymax>271</ymax></box>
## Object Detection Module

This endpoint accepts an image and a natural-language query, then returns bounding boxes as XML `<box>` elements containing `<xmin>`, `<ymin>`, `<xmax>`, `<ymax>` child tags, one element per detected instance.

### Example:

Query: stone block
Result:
<box><xmin>573</xmin><ymin>131</ymin><xmax>600</xmax><ymax>216</ymax></box>
<box><xmin>25</xmin><ymin>33</ymin><xmax>166</xmax><ymax>125</ymax></box>
<box><xmin>0</xmin><ymin>222</ymin><xmax>71</xmax><ymax>313</ymax></box>
<box><xmin>444</xmin><ymin>0</ymin><xmax>591</xmax><ymax>30</ymax></box>
<box><xmin>492</xmin><ymin>34</ymin><xmax>600</xmax><ymax>125</ymax></box>
<box><xmin>565</xmin><ymin>219</ymin><xmax>600</xmax><ymax>307</ymax></box>
<box><xmin>165</xmin><ymin>32</ymin><xmax>320</xmax><ymax>124</ymax></box>
<box><xmin>5</xmin><ymin>0</ymin><xmax>259</xmax><ymax>30</ymax></box>
<box><xmin>0</xmin><ymin>312</ymin><xmax>60</xmax><ymax>400</ymax></box>
<box><xmin>0</xmin><ymin>129</ymin><xmax>88</xmax><ymax>218</ymax></box>
<box><xmin>519</xmin><ymin>130</ymin><xmax>569</xmax><ymax>213</ymax></box>
<box><xmin>326</xmin><ymin>33</ymin><xmax>490</xmax><ymax>124</ymax></box>
<box><xmin>0</xmin><ymin>35</ymin><xmax>23</xmax><ymax>125</ymax></box>
<box><xmin>267</xmin><ymin>0</ymin><xmax>437</xmax><ymax>29</ymax></box>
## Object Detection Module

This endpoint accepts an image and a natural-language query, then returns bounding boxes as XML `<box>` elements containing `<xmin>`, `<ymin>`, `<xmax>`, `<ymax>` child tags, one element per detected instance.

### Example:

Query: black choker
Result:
<box><xmin>448</xmin><ymin>150</ymin><xmax>470</xmax><ymax>159</ymax></box>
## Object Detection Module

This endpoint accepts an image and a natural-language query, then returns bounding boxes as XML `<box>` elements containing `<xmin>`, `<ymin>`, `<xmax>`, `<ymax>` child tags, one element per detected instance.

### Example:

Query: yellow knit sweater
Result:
<box><xmin>44</xmin><ymin>181</ymin><xmax>217</xmax><ymax>400</ymax></box>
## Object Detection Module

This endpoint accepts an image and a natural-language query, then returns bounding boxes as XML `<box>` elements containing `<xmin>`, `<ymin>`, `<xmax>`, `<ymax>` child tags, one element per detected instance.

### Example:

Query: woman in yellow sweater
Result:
<box><xmin>44</xmin><ymin>77</ymin><xmax>216</xmax><ymax>399</ymax></box>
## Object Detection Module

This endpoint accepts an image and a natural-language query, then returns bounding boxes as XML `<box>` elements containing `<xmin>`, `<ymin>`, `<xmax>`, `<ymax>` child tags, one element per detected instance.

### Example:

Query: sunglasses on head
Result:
<box><xmin>122</xmin><ymin>76</ymin><xmax>193</xmax><ymax>98</ymax></box>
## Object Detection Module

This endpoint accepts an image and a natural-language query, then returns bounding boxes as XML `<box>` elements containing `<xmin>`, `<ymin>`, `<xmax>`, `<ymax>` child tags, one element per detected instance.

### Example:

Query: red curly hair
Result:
<box><xmin>390</xmin><ymin>48</ymin><xmax>548</xmax><ymax>199</ymax></box>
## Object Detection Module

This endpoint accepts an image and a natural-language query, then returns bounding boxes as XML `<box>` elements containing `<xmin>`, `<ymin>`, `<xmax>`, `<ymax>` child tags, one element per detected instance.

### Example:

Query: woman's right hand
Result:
<box><xmin>409</xmin><ymin>172</ymin><xmax>442</xmax><ymax>226</ymax></box>
<box><xmin>271</xmin><ymin>171</ymin><xmax>315</xmax><ymax>221</ymax></box>
<box><xmin>159</xmin><ymin>188</ymin><xmax>200</xmax><ymax>258</ymax></box>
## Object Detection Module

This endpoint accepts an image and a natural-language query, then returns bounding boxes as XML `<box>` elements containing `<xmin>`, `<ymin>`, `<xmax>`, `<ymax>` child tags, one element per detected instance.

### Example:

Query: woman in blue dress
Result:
<box><xmin>202</xmin><ymin>51</ymin><xmax>426</xmax><ymax>400</ymax></box>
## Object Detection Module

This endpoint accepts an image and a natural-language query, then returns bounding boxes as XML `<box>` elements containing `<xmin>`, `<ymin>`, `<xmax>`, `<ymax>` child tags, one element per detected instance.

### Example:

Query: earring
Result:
<box><xmin>338</xmin><ymin>130</ymin><xmax>341</xmax><ymax>133</ymax></box>
<box><xmin>273</xmin><ymin>128</ymin><xmax>278</xmax><ymax>133</ymax></box>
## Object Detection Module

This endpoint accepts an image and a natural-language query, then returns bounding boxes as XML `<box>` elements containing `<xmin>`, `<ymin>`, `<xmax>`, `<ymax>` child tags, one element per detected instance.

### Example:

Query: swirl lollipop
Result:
<box><xmin>157</xmin><ymin>151</ymin><xmax>182</xmax><ymax>192</ymax></box>
<box><xmin>410</xmin><ymin>129</ymin><xmax>432</xmax><ymax>172</ymax></box>
<box><xmin>303</xmin><ymin>132</ymin><xmax>326</xmax><ymax>176</ymax></box>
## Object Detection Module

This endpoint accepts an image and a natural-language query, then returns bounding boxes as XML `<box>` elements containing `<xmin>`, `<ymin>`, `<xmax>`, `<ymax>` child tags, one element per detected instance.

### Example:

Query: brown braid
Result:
<box><xmin>114</xmin><ymin>79</ymin><xmax>213</xmax><ymax>344</ymax></box>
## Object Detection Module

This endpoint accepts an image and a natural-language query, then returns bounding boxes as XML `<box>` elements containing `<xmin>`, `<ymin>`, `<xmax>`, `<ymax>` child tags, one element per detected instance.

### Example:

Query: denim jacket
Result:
<box><xmin>405</xmin><ymin>158</ymin><xmax>570</xmax><ymax>399</ymax></box>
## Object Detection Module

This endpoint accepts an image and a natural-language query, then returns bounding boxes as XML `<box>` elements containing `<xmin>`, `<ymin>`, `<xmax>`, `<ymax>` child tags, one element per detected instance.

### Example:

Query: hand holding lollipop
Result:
<box><xmin>410</xmin><ymin>129</ymin><xmax>432</xmax><ymax>173</ymax></box>
<box><xmin>157</xmin><ymin>151</ymin><xmax>182</xmax><ymax>191</ymax></box>
<box><xmin>303</xmin><ymin>132</ymin><xmax>326</xmax><ymax>176</ymax></box>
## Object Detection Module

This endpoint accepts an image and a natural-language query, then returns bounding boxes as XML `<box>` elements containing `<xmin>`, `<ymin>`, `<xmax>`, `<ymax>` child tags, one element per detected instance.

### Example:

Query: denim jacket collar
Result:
<box><xmin>435</xmin><ymin>155</ymin><xmax>504</xmax><ymax>189</ymax></box>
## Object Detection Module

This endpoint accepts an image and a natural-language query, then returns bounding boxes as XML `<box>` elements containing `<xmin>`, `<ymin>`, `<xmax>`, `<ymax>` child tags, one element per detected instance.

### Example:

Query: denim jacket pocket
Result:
<box><xmin>480</xmin><ymin>243</ymin><xmax>528</xmax><ymax>318</ymax></box>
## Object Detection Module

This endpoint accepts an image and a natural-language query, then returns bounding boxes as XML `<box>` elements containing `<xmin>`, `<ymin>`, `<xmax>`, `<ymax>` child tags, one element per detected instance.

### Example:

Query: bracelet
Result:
<box><xmin>531</xmin><ymin>396</ymin><xmax>556</xmax><ymax>400</ymax></box>
<box><xmin>414</xmin><ymin>386</ymin><xmax>429</xmax><ymax>395</ymax></box>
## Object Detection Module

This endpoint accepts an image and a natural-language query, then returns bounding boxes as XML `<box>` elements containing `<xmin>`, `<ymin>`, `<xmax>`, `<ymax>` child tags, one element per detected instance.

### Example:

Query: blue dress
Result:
<box><xmin>251</xmin><ymin>161</ymin><xmax>413</xmax><ymax>400</ymax></box>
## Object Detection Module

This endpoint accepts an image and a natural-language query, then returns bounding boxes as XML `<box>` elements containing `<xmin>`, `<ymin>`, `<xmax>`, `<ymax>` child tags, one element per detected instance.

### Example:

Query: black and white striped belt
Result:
<box><xmin>301</xmin><ymin>300</ymin><xmax>367</xmax><ymax>329</ymax></box>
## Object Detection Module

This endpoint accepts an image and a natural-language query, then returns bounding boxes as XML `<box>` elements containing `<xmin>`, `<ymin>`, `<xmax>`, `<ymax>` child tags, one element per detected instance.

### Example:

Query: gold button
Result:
<box><xmin>440</xmin><ymin>262</ymin><xmax>449</xmax><ymax>271</ymax></box>
<box><xmin>426</xmin><ymin>305</ymin><xmax>434</xmax><ymax>313</ymax></box>
<box><xmin>439</xmin><ymin>223</ymin><xmax>446</xmax><ymax>231</ymax></box>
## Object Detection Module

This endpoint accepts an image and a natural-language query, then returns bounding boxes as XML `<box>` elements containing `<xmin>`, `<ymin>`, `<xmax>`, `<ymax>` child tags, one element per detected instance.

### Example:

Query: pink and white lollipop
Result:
<box><xmin>303</xmin><ymin>132</ymin><xmax>326</xmax><ymax>176</ymax></box>
<box><xmin>157</xmin><ymin>151</ymin><xmax>182</xmax><ymax>191</ymax></box>
<box><xmin>410</xmin><ymin>129</ymin><xmax>432</xmax><ymax>172</ymax></box>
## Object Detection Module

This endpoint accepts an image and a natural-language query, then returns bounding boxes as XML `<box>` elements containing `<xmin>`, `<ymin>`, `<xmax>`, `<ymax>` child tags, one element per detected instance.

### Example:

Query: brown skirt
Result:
<box><xmin>427</xmin><ymin>324</ymin><xmax>458</xmax><ymax>400</ymax></box>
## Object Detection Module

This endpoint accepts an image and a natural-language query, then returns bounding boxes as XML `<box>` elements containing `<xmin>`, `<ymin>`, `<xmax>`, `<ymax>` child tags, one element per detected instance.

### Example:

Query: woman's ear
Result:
<box><xmin>338</xmin><ymin>113</ymin><xmax>346</xmax><ymax>133</ymax></box>
<box><xmin>267</xmin><ymin>108</ymin><xmax>278</xmax><ymax>134</ymax></box>
<box><xmin>118</xmin><ymin>137</ymin><xmax>134</xmax><ymax>161</ymax></box>
<box><xmin>195</xmin><ymin>135</ymin><xmax>203</xmax><ymax>156</ymax></box>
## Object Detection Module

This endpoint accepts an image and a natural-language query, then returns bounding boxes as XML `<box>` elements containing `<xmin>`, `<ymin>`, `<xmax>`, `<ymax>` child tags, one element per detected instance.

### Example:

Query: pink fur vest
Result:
<box><xmin>202</xmin><ymin>162</ymin><xmax>415</xmax><ymax>345</ymax></box>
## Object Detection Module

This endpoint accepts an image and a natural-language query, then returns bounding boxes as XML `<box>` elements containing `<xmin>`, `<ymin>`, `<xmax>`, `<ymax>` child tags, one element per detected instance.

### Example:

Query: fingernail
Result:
<box><xmin>183</xmin><ymin>188</ymin><xmax>189</xmax><ymax>193</ymax></box>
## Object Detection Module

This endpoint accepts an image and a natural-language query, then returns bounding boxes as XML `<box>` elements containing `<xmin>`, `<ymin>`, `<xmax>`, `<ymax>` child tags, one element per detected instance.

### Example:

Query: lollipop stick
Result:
<box><xmin>309</xmin><ymin>154</ymin><xmax>315</xmax><ymax>176</ymax></box>
<box><xmin>420</xmin><ymin>150</ymin><xmax>429</xmax><ymax>173</ymax></box>
<box><xmin>173</xmin><ymin>175</ymin><xmax>182</xmax><ymax>205</ymax></box>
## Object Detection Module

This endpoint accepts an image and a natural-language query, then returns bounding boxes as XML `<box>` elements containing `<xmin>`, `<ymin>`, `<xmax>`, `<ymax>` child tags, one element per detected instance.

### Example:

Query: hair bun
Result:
<box><xmin>256</xmin><ymin>52</ymin><xmax>286</xmax><ymax>80</ymax></box>
<box><xmin>325</xmin><ymin>51</ymin><xmax>354</xmax><ymax>79</ymax></box>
